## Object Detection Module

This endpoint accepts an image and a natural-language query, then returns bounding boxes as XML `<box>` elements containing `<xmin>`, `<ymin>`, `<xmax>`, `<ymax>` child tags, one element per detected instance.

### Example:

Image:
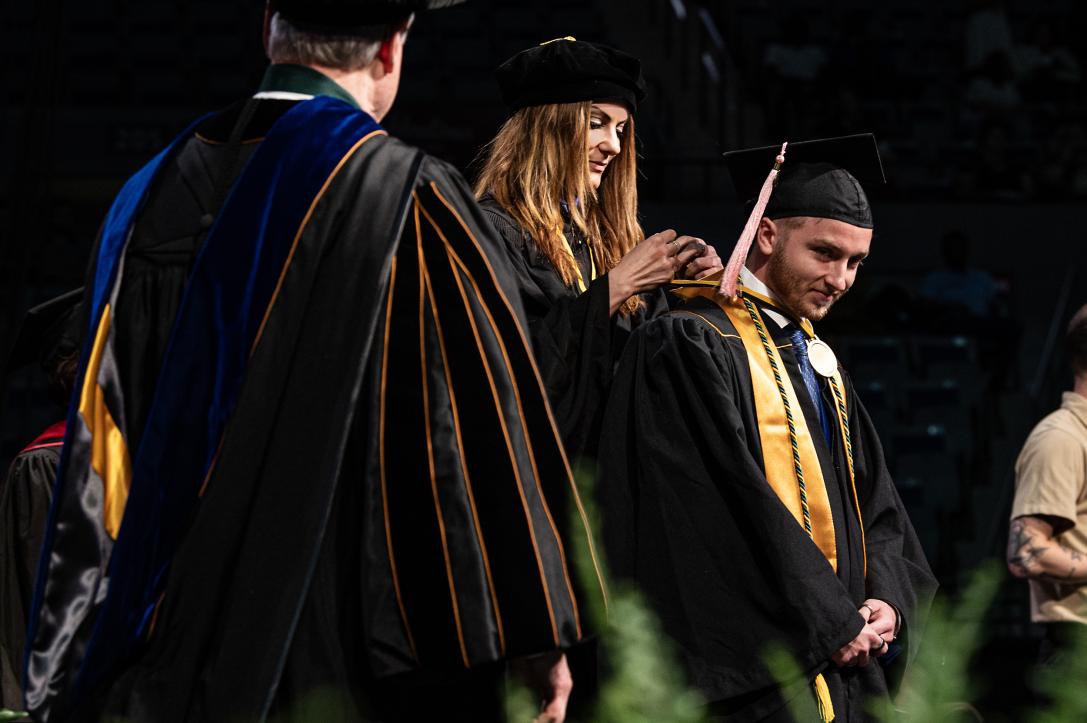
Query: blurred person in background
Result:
<box><xmin>1008</xmin><ymin>304</ymin><xmax>1087</xmax><ymax>667</ymax></box>
<box><xmin>0</xmin><ymin>290</ymin><xmax>81</xmax><ymax>712</ymax></box>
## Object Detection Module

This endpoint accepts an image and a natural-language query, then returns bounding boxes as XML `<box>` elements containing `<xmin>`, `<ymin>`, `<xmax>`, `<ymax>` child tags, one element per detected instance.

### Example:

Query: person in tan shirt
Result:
<box><xmin>1008</xmin><ymin>303</ymin><xmax>1087</xmax><ymax>661</ymax></box>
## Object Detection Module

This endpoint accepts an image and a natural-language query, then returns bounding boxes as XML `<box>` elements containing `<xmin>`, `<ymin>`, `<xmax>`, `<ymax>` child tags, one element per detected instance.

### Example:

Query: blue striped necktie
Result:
<box><xmin>789</xmin><ymin>327</ymin><xmax>832</xmax><ymax>443</ymax></box>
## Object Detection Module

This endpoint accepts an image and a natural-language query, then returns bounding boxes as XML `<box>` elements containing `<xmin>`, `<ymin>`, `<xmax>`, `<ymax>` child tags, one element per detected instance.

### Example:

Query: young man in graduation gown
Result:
<box><xmin>598</xmin><ymin>135</ymin><xmax>936</xmax><ymax>721</ymax></box>
<box><xmin>0</xmin><ymin>290</ymin><xmax>81</xmax><ymax>711</ymax></box>
<box><xmin>23</xmin><ymin>2</ymin><xmax>606</xmax><ymax>721</ymax></box>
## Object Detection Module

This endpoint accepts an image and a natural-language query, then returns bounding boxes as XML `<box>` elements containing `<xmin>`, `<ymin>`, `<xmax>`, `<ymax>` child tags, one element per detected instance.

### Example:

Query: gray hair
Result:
<box><xmin>266</xmin><ymin>12</ymin><xmax>411</xmax><ymax>72</ymax></box>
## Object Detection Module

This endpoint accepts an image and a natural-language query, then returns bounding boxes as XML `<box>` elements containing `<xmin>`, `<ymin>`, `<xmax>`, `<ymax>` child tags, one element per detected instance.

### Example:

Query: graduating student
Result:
<box><xmin>475</xmin><ymin>38</ymin><xmax>721</xmax><ymax>462</ymax></box>
<box><xmin>0</xmin><ymin>289</ymin><xmax>81</xmax><ymax>711</ymax></box>
<box><xmin>25</xmin><ymin>3</ymin><xmax>605</xmax><ymax>721</ymax></box>
<box><xmin>598</xmin><ymin>134</ymin><xmax>936</xmax><ymax>721</ymax></box>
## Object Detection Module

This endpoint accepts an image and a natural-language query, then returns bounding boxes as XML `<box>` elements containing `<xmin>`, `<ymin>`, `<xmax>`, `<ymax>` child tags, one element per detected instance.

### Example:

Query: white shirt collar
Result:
<box><xmin>252</xmin><ymin>90</ymin><xmax>314</xmax><ymax>101</ymax></box>
<box><xmin>740</xmin><ymin>267</ymin><xmax>798</xmax><ymax>330</ymax></box>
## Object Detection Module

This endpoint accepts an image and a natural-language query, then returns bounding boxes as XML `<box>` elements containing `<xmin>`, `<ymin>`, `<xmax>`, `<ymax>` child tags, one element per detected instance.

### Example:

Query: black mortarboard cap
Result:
<box><xmin>271</xmin><ymin>0</ymin><xmax>466</xmax><ymax>33</ymax></box>
<box><xmin>496</xmin><ymin>37</ymin><xmax>648</xmax><ymax>112</ymax></box>
<box><xmin>723</xmin><ymin>133</ymin><xmax>885</xmax><ymax>229</ymax></box>
<box><xmin>4</xmin><ymin>288</ymin><xmax>83</xmax><ymax>376</ymax></box>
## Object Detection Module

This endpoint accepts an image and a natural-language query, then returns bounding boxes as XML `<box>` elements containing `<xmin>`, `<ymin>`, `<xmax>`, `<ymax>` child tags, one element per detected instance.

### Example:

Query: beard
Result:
<box><xmin>766</xmin><ymin>253</ymin><xmax>841</xmax><ymax>322</ymax></box>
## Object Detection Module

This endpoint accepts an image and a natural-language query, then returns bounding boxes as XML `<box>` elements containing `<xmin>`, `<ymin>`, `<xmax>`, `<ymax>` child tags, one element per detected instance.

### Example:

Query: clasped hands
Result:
<box><xmin>832</xmin><ymin>598</ymin><xmax>897</xmax><ymax>668</ymax></box>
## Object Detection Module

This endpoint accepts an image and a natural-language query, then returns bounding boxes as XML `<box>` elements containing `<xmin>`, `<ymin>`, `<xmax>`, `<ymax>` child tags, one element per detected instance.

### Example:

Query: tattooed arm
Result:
<box><xmin>1007</xmin><ymin>515</ymin><xmax>1087</xmax><ymax>583</ymax></box>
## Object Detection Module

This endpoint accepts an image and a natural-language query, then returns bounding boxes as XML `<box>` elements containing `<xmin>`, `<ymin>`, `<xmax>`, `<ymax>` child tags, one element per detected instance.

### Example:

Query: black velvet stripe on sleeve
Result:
<box><xmin>380</xmin><ymin>205</ymin><xmax>505</xmax><ymax>667</ymax></box>
<box><xmin>414</xmin><ymin>183</ymin><xmax>606</xmax><ymax>653</ymax></box>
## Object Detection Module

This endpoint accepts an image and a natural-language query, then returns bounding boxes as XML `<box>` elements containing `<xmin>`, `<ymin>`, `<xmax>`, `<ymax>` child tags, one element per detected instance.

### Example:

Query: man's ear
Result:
<box><xmin>376</xmin><ymin>20</ymin><xmax>410</xmax><ymax>75</ymax></box>
<box><xmin>376</xmin><ymin>34</ymin><xmax>397</xmax><ymax>75</ymax></box>
<box><xmin>755</xmin><ymin>217</ymin><xmax>777</xmax><ymax>256</ymax></box>
<box><xmin>262</xmin><ymin>2</ymin><xmax>273</xmax><ymax>56</ymax></box>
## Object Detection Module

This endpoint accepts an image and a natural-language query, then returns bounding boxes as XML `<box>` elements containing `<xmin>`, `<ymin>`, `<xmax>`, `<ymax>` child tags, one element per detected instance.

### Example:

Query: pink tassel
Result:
<box><xmin>720</xmin><ymin>142</ymin><xmax>788</xmax><ymax>298</ymax></box>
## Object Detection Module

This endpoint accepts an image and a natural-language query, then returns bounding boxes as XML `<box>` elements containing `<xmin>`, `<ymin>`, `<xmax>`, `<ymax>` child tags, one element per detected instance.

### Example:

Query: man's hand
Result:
<box><xmin>509</xmin><ymin>651</ymin><xmax>573</xmax><ymax>723</ymax></box>
<box><xmin>832</xmin><ymin>603</ymin><xmax>893</xmax><ymax>668</ymax></box>
<box><xmin>861</xmin><ymin>598</ymin><xmax>898</xmax><ymax>642</ymax></box>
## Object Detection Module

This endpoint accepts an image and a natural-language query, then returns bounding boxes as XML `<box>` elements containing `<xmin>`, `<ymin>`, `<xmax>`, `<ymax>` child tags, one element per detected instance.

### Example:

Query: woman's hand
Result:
<box><xmin>609</xmin><ymin>230</ymin><xmax>705</xmax><ymax>315</ymax></box>
<box><xmin>677</xmin><ymin>239</ymin><xmax>723</xmax><ymax>280</ymax></box>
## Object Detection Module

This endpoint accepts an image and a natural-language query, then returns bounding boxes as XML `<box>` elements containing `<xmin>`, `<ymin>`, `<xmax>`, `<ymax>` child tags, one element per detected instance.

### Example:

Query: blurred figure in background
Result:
<box><xmin>762</xmin><ymin>18</ymin><xmax>830</xmax><ymax>138</ymax></box>
<box><xmin>0</xmin><ymin>289</ymin><xmax>81</xmax><ymax>711</ymax></box>
<box><xmin>964</xmin><ymin>0</ymin><xmax>1014</xmax><ymax>73</ymax></box>
<box><xmin>918</xmin><ymin>229</ymin><xmax>1017</xmax><ymax>394</ymax></box>
<box><xmin>1007</xmin><ymin>304</ymin><xmax>1087</xmax><ymax>666</ymax></box>
<box><xmin>919</xmin><ymin>230</ymin><xmax>1000</xmax><ymax>320</ymax></box>
<box><xmin>1016</xmin><ymin>21</ymin><xmax>1081</xmax><ymax>103</ymax></box>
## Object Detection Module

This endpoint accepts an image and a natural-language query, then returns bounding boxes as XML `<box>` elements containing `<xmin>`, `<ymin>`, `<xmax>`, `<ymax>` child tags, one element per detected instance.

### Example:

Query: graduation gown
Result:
<box><xmin>478</xmin><ymin>198</ymin><xmax>666</xmax><ymax>464</ymax></box>
<box><xmin>25</xmin><ymin>65</ymin><xmax>605</xmax><ymax>723</ymax></box>
<box><xmin>0</xmin><ymin>422</ymin><xmax>64</xmax><ymax>711</ymax></box>
<box><xmin>597</xmin><ymin>288</ymin><xmax>936</xmax><ymax>722</ymax></box>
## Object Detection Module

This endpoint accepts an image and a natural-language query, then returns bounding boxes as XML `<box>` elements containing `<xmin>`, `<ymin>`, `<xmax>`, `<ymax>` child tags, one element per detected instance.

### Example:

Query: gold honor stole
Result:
<box><xmin>672</xmin><ymin>283</ymin><xmax>867</xmax><ymax>722</ymax></box>
<box><xmin>553</xmin><ymin>222</ymin><xmax>597</xmax><ymax>293</ymax></box>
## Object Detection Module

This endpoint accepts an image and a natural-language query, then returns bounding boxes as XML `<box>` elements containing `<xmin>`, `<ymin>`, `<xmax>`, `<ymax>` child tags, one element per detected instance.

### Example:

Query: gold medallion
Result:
<box><xmin>807</xmin><ymin>338</ymin><xmax>838</xmax><ymax>378</ymax></box>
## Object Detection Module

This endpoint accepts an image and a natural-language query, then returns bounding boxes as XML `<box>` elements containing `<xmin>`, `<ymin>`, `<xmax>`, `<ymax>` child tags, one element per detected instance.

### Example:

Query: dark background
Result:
<box><xmin>2</xmin><ymin>1</ymin><xmax>1085</xmax><ymax>718</ymax></box>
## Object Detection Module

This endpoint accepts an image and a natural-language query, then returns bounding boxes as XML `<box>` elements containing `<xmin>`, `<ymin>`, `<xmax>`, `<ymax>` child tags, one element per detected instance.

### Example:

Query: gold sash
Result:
<box><xmin>671</xmin><ymin>283</ymin><xmax>866</xmax><ymax>572</ymax></box>
<box><xmin>721</xmin><ymin>299</ymin><xmax>839</xmax><ymax>568</ymax></box>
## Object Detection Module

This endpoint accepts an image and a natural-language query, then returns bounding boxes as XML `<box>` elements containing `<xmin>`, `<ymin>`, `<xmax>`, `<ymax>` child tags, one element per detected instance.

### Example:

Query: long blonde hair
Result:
<box><xmin>474</xmin><ymin>101</ymin><xmax>643</xmax><ymax>315</ymax></box>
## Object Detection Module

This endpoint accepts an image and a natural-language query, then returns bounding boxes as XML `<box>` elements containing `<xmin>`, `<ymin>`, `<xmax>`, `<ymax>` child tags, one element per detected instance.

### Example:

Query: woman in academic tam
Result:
<box><xmin>475</xmin><ymin>37</ymin><xmax>722</xmax><ymax>463</ymax></box>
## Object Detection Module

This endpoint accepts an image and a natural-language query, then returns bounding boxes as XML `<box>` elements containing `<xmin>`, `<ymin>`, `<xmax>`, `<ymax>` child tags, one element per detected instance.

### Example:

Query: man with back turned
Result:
<box><xmin>25</xmin><ymin>2</ymin><xmax>604</xmax><ymax>721</ymax></box>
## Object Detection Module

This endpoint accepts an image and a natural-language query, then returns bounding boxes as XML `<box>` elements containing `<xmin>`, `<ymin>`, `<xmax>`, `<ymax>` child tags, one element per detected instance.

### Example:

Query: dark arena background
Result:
<box><xmin>2</xmin><ymin>1</ymin><xmax>1086</xmax><ymax>720</ymax></box>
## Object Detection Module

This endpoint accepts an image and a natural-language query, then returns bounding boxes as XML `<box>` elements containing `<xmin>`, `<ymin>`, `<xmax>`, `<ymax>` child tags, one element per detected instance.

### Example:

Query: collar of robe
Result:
<box><xmin>258</xmin><ymin>63</ymin><xmax>360</xmax><ymax>109</ymax></box>
<box><xmin>671</xmin><ymin>280</ymin><xmax>842</xmax><ymax>376</ymax></box>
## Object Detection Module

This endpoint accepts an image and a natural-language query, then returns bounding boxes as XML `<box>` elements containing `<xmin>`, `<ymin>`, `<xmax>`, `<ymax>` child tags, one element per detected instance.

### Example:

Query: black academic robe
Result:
<box><xmin>598</xmin><ymin>293</ymin><xmax>936</xmax><ymax>722</ymax></box>
<box><xmin>478</xmin><ymin>198</ymin><xmax>667</xmax><ymax>464</ymax></box>
<box><xmin>0</xmin><ymin>422</ymin><xmax>63</xmax><ymax>711</ymax></box>
<box><xmin>27</xmin><ymin>96</ymin><xmax>604</xmax><ymax>723</ymax></box>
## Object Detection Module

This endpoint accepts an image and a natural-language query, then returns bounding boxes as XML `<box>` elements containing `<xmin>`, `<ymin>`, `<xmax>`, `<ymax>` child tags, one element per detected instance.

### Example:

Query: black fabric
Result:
<box><xmin>196</xmin><ymin>98</ymin><xmax>304</xmax><ymax>143</ymax></box>
<box><xmin>723</xmin><ymin>133</ymin><xmax>884</xmax><ymax>229</ymax></box>
<box><xmin>270</xmin><ymin>0</ymin><xmax>466</xmax><ymax>31</ymax></box>
<box><xmin>0</xmin><ymin>443</ymin><xmax>59</xmax><ymax>711</ymax></box>
<box><xmin>597</xmin><ymin>294</ymin><xmax>936</xmax><ymax>721</ymax></box>
<box><xmin>495</xmin><ymin>38</ymin><xmax>647</xmax><ymax>112</ymax></box>
<box><xmin>477</xmin><ymin>197</ymin><xmax>666</xmax><ymax>466</ymax></box>
<box><xmin>50</xmin><ymin>96</ymin><xmax>602</xmax><ymax>722</ymax></box>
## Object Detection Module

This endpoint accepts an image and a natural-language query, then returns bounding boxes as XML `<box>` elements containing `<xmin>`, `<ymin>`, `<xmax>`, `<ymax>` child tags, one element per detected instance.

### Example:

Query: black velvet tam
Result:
<box><xmin>495</xmin><ymin>37</ymin><xmax>647</xmax><ymax>112</ymax></box>
<box><xmin>5</xmin><ymin>287</ymin><xmax>82</xmax><ymax>374</ymax></box>
<box><xmin>270</xmin><ymin>0</ymin><xmax>465</xmax><ymax>32</ymax></box>
<box><xmin>724</xmin><ymin>133</ymin><xmax>885</xmax><ymax>229</ymax></box>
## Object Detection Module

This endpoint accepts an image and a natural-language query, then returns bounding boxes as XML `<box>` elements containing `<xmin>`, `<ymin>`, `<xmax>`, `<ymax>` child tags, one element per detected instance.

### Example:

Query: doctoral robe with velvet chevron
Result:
<box><xmin>26</xmin><ymin>91</ymin><xmax>604</xmax><ymax>723</ymax></box>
